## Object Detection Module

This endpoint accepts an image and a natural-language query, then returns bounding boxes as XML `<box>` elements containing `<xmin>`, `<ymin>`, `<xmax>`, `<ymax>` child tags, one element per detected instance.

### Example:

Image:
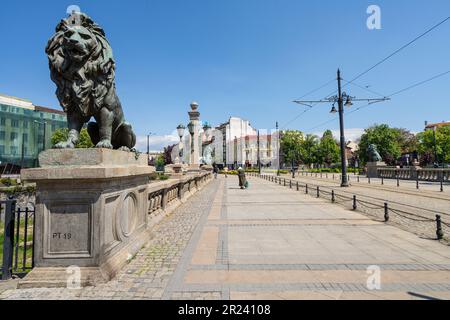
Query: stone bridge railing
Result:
<box><xmin>147</xmin><ymin>172</ymin><xmax>212</xmax><ymax>227</ymax></box>
<box><xmin>377</xmin><ymin>167</ymin><xmax>450</xmax><ymax>182</ymax></box>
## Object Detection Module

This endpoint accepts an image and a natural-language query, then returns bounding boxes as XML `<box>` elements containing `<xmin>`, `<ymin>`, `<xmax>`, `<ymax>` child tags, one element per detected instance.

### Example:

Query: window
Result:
<box><xmin>37</xmin><ymin>135</ymin><xmax>44</xmax><ymax>144</ymax></box>
<box><xmin>23</xmin><ymin>133</ymin><xmax>28</xmax><ymax>143</ymax></box>
<box><xmin>10</xmin><ymin>146</ymin><xmax>18</xmax><ymax>155</ymax></box>
<box><xmin>11</xmin><ymin>119</ymin><xmax>19</xmax><ymax>128</ymax></box>
<box><xmin>24</xmin><ymin>147</ymin><xmax>28</xmax><ymax>156</ymax></box>
<box><xmin>0</xmin><ymin>118</ymin><xmax>5</xmax><ymax>126</ymax></box>
<box><xmin>52</xmin><ymin>114</ymin><xmax>56</xmax><ymax>120</ymax></box>
<box><xmin>0</xmin><ymin>131</ymin><xmax>4</xmax><ymax>140</ymax></box>
<box><xmin>23</xmin><ymin>121</ymin><xmax>28</xmax><ymax>129</ymax></box>
<box><xmin>40</xmin><ymin>112</ymin><xmax>44</xmax><ymax>118</ymax></box>
<box><xmin>0</xmin><ymin>145</ymin><xmax>4</xmax><ymax>154</ymax></box>
<box><xmin>10</xmin><ymin>132</ymin><xmax>18</xmax><ymax>140</ymax></box>
<box><xmin>51</xmin><ymin>124</ymin><xmax>56</xmax><ymax>131</ymax></box>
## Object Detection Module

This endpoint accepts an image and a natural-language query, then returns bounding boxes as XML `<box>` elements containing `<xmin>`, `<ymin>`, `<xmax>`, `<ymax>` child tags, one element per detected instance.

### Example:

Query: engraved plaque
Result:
<box><xmin>47</xmin><ymin>204</ymin><xmax>92</xmax><ymax>256</ymax></box>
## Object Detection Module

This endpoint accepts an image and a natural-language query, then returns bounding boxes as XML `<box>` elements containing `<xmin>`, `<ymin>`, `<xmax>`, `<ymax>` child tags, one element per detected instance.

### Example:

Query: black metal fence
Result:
<box><xmin>0</xmin><ymin>199</ymin><xmax>35</xmax><ymax>280</ymax></box>
<box><xmin>250</xmin><ymin>173</ymin><xmax>450</xmax><ymax>242</ymax></box>
<box><xmin>297</xmin><ymin>170</ymin><xmax>448</xmax><ymax>192</ymax></box>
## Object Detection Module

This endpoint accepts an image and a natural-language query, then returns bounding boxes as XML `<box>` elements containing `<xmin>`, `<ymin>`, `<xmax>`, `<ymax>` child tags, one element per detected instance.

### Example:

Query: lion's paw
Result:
<box><xmin>96</xmin><ymin>140</ymin><xmax>113</xmax><ymax>149</ymax></box>
<box><xmin>54</xmin><ymin>141</ymin><xmax>75</xmax><ymax>149</ymax></box>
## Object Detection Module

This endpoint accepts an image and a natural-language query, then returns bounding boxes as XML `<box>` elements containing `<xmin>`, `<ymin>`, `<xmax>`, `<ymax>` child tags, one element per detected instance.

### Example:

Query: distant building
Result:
<box><xmin>173</xmin><ymin>116</ymin><xmax>280</xmax><ymax>169</ymax></box>
<box><xmin>0</xmin><ymin>93</ymin><xmax>67</xmax><ymax>169</ymax></box>
<box><xmin>425</xmin><ymin>121</ymin><xmax>450</xmax><ymax>131</ymax></box>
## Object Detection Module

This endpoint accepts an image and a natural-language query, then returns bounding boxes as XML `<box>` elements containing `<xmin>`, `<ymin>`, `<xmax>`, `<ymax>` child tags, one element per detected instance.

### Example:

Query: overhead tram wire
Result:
<box><xmin>281</xmin><ymin>79</ymin><xmax>336</xmax><ymax>129</ymax></box>
<box><xmin>285</xmin><ymin>16</ymin><xmax>450</xmax><ymax>131</ymax></box>
<box><xmin>305</xmin><ymin>69</ymin><xmax>450</xmax><ymax>131</ymax></box>
<box><xmin>346</xmin><ymin>16</ymin><xmax>450</xmax><ymax>86</ymax></box>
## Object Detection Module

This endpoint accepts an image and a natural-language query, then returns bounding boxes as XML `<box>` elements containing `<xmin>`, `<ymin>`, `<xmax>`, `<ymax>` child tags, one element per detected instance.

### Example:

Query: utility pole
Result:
<box><xmin>293</xmin><ymin>69</ymin><xmax>390</xmax><ymax>188</ymax></box>
<box><xmin>276</xmin><ymin>122</ymin><xmax>280</xmax><ymax>176</ymax></box>
<box><xmin>433</xmin><ymin>126</ymin><xmax>439</xmax><ymax>167</ymax></box>
<box><xmin>257</xmin><ymin>130</ymin><xmax>261</xmax><ymax>174</ymax></box>
<box><xmin>337</xmin><ymin>69</ymin><xmax>349</xmax><ymax>187</ymax></box>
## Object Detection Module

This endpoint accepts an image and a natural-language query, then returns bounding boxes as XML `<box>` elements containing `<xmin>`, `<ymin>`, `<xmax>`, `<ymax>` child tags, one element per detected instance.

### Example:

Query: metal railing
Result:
<box><xmin>297</xmin><ymin>170</ymin><xmax>448</xmax><ymax>192</ymax></box>
<box><xmin>1</xmin><ymin>199</ymin><xmax>35</xmax><ymax>280</ymax></box>
<box><xmin>249</xmin><ymin>173</ymin><xmax>450</xmax><ymax>242</ymax></box>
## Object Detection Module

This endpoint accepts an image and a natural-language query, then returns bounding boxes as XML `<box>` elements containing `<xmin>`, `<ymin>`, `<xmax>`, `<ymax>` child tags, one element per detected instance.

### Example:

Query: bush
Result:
<box><xmin>0</xmin><ymin>178</ymin><xmax>18</xmax><ymax>187</ymax></box>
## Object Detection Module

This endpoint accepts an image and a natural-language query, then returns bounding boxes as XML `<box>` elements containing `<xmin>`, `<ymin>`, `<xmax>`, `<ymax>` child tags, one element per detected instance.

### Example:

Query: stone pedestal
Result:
<box><xmin>19</xmin><ymin>149</ymin><xmax>154</xmax><ymax>288</ymax></box>
<box><xmin>166</xmin><ymin>164</ymin><xmax>184</xmax><ymax>176</ymax></box>
<box><xmin>367</xmin><ymin>161</ymin><xmax>387</xmax><ymax>178</ymax></box>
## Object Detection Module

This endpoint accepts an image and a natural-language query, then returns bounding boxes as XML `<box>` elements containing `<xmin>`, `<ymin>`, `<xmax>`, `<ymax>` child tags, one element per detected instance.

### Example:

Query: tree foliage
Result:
<box><xmin>358</xmin><ymin>124</ymin><xmax>401</xmax><ymax>165</ymax></box>
<box><xmin>280</xmin><ymin>130</ymin><xmax>304</xmax><ymax>164</ymax></box>
<box><xmin>318</xmin><ymin>130</ymin><xmax>340</xmax><ymax>167</ymax></box>
<box><xmin>417</xmin><ymin>127</ymin><xmax>450</xmax><ymax>164</ymax></box>
<box><xmin>51</xmin><ymin>128</ymin><xmax>94</xmax><ymax>148</ymax></box>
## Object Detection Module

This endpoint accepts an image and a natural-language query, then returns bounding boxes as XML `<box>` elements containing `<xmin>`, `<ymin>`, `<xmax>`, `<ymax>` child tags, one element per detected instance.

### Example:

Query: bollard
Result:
<box><xmin>306</xmin><ymin>184</ymin><xmax>309</xmax><ymax>194</ymax></box>
<box><xmin>357</xmin><ymin>176</ymin><xmax>360</xmax><ymax>183</ymax></box>
<box><xmin>352</xmin><ymin>195</ymin><xmax>357</xmax><ymax>210</ymax></box>
<box><xmin>2</xmin><ymin>199</ymin><xmax>16</xmax><ymax>280</ymax></box>
<box><xmin>320</xmin><ymin>173</ymin><xmax>323</xmax><ymax>179</ymax></box>
<box><xmin>333</xmin><ymin>174</ymin><xmax>335</xmax><ymax>180</ymax></box>
<box><xmin>381</xmin><ymin>177</ymin><xmax>384</xmax><ymax>185</ymax></box>
<box><xmin>284</xmin><ymin>179</ymin><xmax>286</xmax><ymax>187</ymax></box>
<box><xmin>397</xmin><ymin>177</ymin><xmax>400</xmax><ymax>187</ymax></box>
<box><xmin>384</xmin><ymin>203</ymin><xmax>389</xmax><ymax>222</ymax></box>
<box><xmin>416</xmin><ymin>177</ymin><xmax>419</xmax><ymax>190</ymax></box>
<box><xmin>316</xmin><ymin>186</ymin><xmax>320</xmax><ymax>198</ymax></box>
<box><xmin>331</xmin><ymin>190</ymin><xmax>335</xmax><ymax>203</ymax></box>
<box><xmin>290</xmin><ymin>180</ymin><xmax>292</xmax><ymax>189</ymax></box>
<box><xmin>368</xmin><ymin>177</ymin><xmax>371</xmax><ymax>184</ymax></box>
<box><xmin>436</xmin><ymin>215</ymin><xmax>444</xmax><ymax>240</ymax></box>
<box><xmin>441</xmin><ymin>178</ymin><xmax>444</xmax><ymax>193</ymax></box>
<box><xmin>296</xmin><ymin>182</ymin><xmax>299</xmax><ymax>191</ymax></box>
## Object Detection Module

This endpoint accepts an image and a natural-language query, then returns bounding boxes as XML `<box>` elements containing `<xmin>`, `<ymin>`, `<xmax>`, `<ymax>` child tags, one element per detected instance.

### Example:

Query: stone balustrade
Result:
<box><xmin>147</xmin><ymin>172</ymin><xmax>212</xmax><ymax>228</ymax></box>
<box><xmin>378</xmin><ymin>167</ymin><xmax>450</xmax><ymax>182</ymax></box>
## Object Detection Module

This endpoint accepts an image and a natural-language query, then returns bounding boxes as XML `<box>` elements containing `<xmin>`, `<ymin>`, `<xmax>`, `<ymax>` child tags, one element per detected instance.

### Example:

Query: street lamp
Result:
<box><xmin>294</xmin><ymin>69</ymin><xmax>390</xmax><ymax>187</ymax></box>
<box><xmin>177</xmin><ymin>124</ymin><xmax>186</xmax><ymax>161</ymax></box>
<box><xmin>203</xmin><ymin>122</ymin><xmax>212</xmax><ymax>140</ymax></box>
<box><xmin>147</xmin><ymin>132</ymin><xmax>155</xmax><ymax>165</ymax></box>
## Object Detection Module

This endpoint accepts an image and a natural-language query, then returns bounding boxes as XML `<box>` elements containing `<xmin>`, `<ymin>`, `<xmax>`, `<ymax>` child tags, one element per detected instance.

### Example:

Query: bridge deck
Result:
<box><xmin>1</xmin><ymin>175</ymin><xmax>450</xmax><ymax>300</ymax></box>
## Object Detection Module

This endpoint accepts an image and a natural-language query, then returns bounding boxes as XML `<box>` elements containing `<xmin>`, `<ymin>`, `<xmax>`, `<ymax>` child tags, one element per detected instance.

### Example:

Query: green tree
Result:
<box><xmin>417</xmin><ymin>126</ymin><xmax>450</xmax><ymax>165</ymax></box>
<box><xmin>300</xmin><ymin>134</ymin><xmax>320</xmax><ymax>167</ymax></box>
<box><xmin>318</xmin><ymin>130</ymin><xmax>340</xmax><ymax>167</ymax></box>
<box><xmin>358</xmin><ymin>124</ymin><xmax>401</xmax><ymax>166</ymax></box>
<box><xmin>393</xmin><ymin>128</ymin><xmax>419</xmax><ymax>154</ymax></box>
<box><xmin>280</xmin><ymin>130</ymin><xmax>304</xmax><ymax>165</ymax></box>
<box><xmin>51</xmin><ymin>128</ymin><xmax>94</xmax><ymax>148</ymax></box>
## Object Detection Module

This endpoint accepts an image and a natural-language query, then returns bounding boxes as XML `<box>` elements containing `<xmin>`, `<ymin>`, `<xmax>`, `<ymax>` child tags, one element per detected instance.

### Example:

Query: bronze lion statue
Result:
<box><xmin>46</xmin><ymin>12</ymin><xmax>136</xmax><ymax>150</ymax></box>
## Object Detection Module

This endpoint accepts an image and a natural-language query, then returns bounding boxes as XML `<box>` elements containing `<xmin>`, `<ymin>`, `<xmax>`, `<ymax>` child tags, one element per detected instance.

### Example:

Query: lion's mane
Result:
<box><xmin>45</xmin><ymin>13</ymin><xmax>116</xmax><ymax>117</ymax></box>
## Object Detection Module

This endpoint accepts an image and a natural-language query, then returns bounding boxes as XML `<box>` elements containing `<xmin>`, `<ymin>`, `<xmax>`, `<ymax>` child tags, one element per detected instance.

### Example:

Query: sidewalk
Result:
<box><xmin>1</xmin><ymin>175</ymin><xmax>450</xmax><ymax>300</ymax></box>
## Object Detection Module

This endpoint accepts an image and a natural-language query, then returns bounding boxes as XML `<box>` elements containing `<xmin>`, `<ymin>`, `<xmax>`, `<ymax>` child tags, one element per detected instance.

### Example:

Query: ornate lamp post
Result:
<box><xmin>177</xmin><ymin>124</ymin><xmax>186</xmax><ymax>163</ymax></box>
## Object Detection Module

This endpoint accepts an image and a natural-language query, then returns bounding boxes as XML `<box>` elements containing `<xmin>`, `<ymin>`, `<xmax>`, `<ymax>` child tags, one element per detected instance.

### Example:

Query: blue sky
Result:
<box><xmin>0</xmin><ymin>0</ymin><xmax>449</xmax><ymax>150</ymax></box>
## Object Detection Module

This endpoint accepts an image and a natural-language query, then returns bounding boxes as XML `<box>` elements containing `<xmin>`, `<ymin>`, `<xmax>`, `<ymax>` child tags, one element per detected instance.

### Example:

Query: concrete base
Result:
<box><xmin>367</xmin><ymin>161</ymin><xmax>387</xmax><ymax>178</ymax></box>
<box><xmin>19</xmin><ymin>149</ymin><xmax>155</xmax><ymax>288</ymax></box>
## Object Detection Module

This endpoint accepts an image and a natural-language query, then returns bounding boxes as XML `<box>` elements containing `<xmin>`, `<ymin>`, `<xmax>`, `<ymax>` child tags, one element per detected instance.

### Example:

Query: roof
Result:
<box><xmin>34</xmin><ymin>105</ymin><xmax>66</xmax><ymax>116</ymax></box>
<box><xmin>425</xmin><ymin>122</ymin><xmax>450</xmax><ymax>130</ymax></box>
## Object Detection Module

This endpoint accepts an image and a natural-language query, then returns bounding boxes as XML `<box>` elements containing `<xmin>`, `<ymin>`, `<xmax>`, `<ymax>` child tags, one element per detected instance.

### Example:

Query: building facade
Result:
<box><xmin>173</xmin><ymin>116</ymin><xmax>280</xmax><ymax>170</ymax></box>
<box><xmin>0</xmin><ymin>94</ymin><xmax>67</xmax><ymax>168</ymax></box>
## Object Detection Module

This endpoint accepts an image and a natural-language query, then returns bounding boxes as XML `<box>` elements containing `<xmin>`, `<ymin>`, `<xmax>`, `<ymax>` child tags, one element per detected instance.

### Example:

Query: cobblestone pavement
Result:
<box><xmin>2</xmin><ymin>175</ymin><xmax>450</xmax><ymax>300</ymax></box>
<box><xmin>0</xmin><ymin>177</ymin><xmax>221</xmax><ymax>300</ymax></box>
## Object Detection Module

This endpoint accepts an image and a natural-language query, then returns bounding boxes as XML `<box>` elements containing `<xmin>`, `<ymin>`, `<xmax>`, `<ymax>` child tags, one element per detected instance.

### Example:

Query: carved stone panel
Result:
<box><xmin>43</xmin><ymin>202</ymin><xmax>93</xmax><ymax>259</ymax></box>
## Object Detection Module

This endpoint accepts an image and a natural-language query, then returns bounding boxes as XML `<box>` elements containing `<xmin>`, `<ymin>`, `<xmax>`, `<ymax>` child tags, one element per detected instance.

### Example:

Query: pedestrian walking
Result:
<box><xmin>213</xmin><ymin>165</ymin><xmax>219</xmax><ymax>179</ymax></box>
<box><xmin>224</xmin><ymin>167</ymin><xmax>228</xmax><ymax>178</ymax></box>
<box><xmin>237</xmin><ymin>167</ymin><xmax>247</xmax><ymax>190</ymax></box>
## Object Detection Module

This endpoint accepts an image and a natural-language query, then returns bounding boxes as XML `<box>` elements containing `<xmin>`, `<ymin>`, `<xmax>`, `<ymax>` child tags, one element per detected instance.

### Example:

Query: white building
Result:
<box><xmin>173</xmin><ymin>116</ymin><xmax>280</xmax><ymax>170</ymax></box>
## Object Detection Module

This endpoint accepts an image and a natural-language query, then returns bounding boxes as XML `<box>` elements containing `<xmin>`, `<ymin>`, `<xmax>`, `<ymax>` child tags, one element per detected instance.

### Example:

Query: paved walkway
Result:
<box><xmin>2</xmin><ymin>176</ymin><xmax>450</xmax><ymax>300</ymax></box>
